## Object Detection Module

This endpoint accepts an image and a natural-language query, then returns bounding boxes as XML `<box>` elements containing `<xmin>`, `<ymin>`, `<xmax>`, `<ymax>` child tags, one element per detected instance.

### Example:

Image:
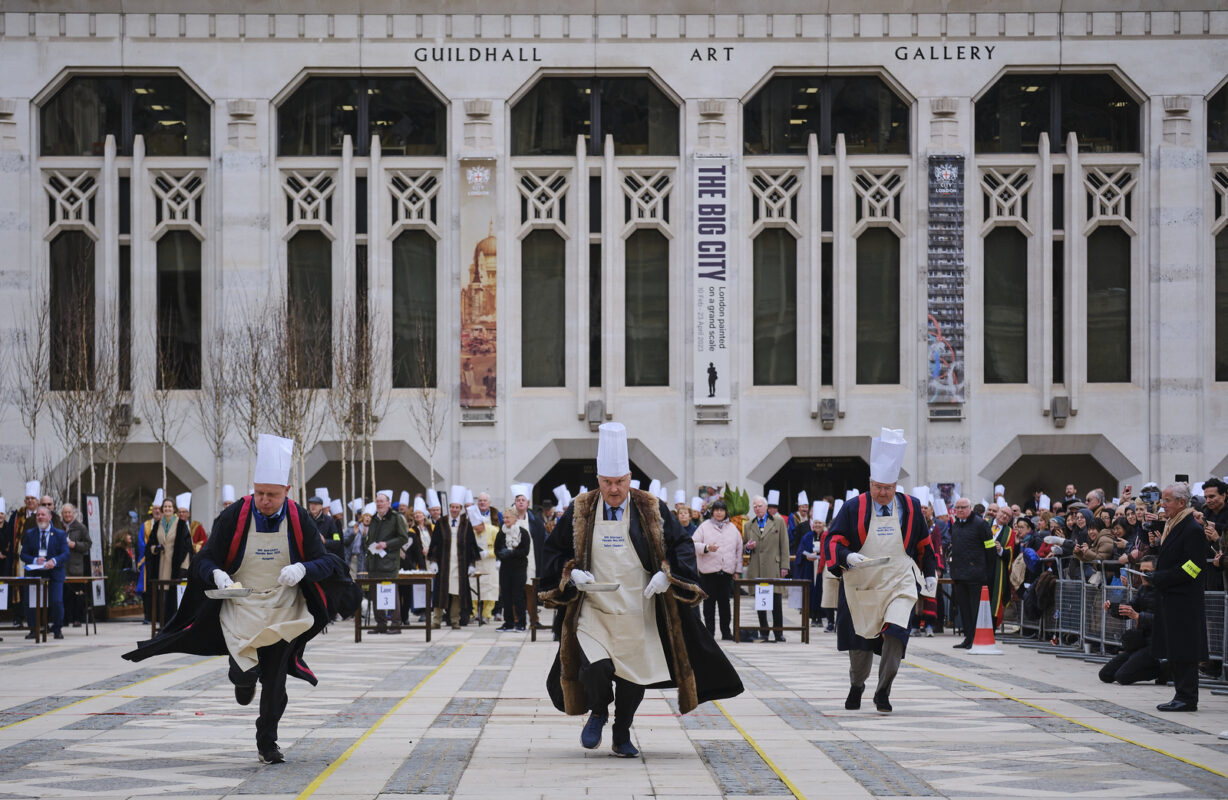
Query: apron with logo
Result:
<box><xmin>576</xmin><ymin>516</ymin><xmax>670</xmax><ymax>685</ymax></box>
<box><xmin>841</xmin><ymin>500</ymin><xmax>919</xmax><ymax>639</ymax></box>
<box><xmin>220</xmin><ymin>515</ymin><xmax>314</xmax><ymax>672</ymax></box>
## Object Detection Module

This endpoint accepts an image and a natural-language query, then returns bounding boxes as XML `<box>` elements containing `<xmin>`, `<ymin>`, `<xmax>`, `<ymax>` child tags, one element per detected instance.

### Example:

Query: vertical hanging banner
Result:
<box><xmin>460</xmin><ymin>158</ymin><xmax>498</xmax><ymax>407</ymax></box>
<box><xmin>926</xmin><ymin>156</ymin><xmax>966</xmax><ymax>404</ymax></box>
<box><xmin>694</xmin><ymin>156</ymin><xmax>731</xmax><ymax>405</ymax></box>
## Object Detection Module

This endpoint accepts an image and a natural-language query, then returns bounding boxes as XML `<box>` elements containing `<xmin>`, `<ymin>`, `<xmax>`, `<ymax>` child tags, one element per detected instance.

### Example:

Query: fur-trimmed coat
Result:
<box><xmin>539</xmin><ymin>488</ymin><xmax>743</xmax><ymax>716</ymax></box>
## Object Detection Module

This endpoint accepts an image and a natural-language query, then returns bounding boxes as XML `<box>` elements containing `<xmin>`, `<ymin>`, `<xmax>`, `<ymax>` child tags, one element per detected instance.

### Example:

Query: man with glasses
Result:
<box><xmin>946</xmin><ymin>496</ymin><xmax>995</xmax><ymax>649</ymax></box>
<box><xmin>1148</xmin><ymin>483</ymin><xmax>1206</xmax><ymax>712</ymax></box>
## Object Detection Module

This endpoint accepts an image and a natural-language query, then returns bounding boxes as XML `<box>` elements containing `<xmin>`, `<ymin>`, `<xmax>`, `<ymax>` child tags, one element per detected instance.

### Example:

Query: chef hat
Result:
<box><xmin>1039</xmin><ymin>494</ymin><xmax>1052</xmax><ymax>511</ymax></box>
<box><xmin>254</xmin><ymin>434</ymin><xmax>294</xmax><ymax>485</ymax></box>
<box><xmin>845</xmin><ymin>488</ymin><xmax>859</xmax><ymax>501</ymax></box>
<box><xmin>597</xmin><ymin>422</ymin><xmax>630</xmax><ymax>477</ymax></box>
<box><xmin>766</xmin><ymin>490</ymin><xmax>780</xmax><ymax>506</ymax></box>
<box><xmin>398</xmin><ymin>491</ymin><xmax>410</xmax><ymax>508</ymax></box>
<box><xmin>467</xmin><ymin>504</ymin><xmax>486</xmax><ymax>527</ymax></box>
<box><xmin>797</xmin><ymin>490</ymin><xmax>809</xmax><ymax>507</ymax></box>
<box><xmin>363</xmin><ymin>502</ymin><xmax>376</xmax><ymax>516</ymax></box>
<box><xmin>315</xmin><ymin>487</ymin><xmax>331</xmax><ymax>504</ymax></box>
<box><xmin>1192</xmin><ymin>482</ymin><xmax>1205</xmax><ymax>498</ymax></box>
<box><xmin>994</xmin><ymin>484</ymin><xmax>1005</xmax><ymax>498</ymax></box>
<box><xmin>0</xmin><ymin>497</ymin><xmax>5</xmax><ymax>515</ymax></box>
<box><xmin>814</xmin><ymin>500</ymin><xmax>831</xmax><ymax>522</ymax></box>
<box><xmin>553</xmin><ymin>484</ymin><xmax>569</xmax><ymax>509</ymax></box>
<box><xmin>832</xmin><ymin>499</ymin><xmax>844</xmax><ymax>518</ymax></box>
<box><xmin>869</xmin><ymin>428</ymin><xmax>907</xmax><ymax>484</ymax></box>
<box><xmin>350</xmin><ymin>498</ymin><xmax>364</xmax><ymax>513</ymax></box>
<box><xmin>579</xmin><ymin>485</ymin><xmax>588</xmax><ymax>494</ymax></box>
<box><xmin>329</xmin><ymin>498</ymin><xmax>343</xmax><ymax>515</ymax></box>
<box><xmin>674</xmin><ymin>489</ymin><xmax>687</xmax><ymax>505</ymax></box>
<box><xmin>24</xmin><ymin>480</ymin><xmax>40</xmax><ymax>499</ymax></box>
<box><xmin>510</xmin><ymin>484</ymin><xmax>530</xmax><ymax>501</ymax></box>
<box><xmin>630</xmin><ymin>480</ymin><xmax>641</xmax><ymax>489</ymax></box>
<box><xmin>376</xmin><ymin>489</ymin><xmax>393</xmax><ymax>502</ymax></box>
<box><xmin>176</xmin><ymin>492</ymin><xmax>191</xmax><ymax>511</ymax></box>
<box><xmin>427</xmin><ymin>488</ymin><xmax>441</xmax><ymax>508</ymax></box>
<box><xmin>648</xmin><ymin>479</ymin><xmax>662</xmax><ymax>499</ymax></box>
<box><xmin>413</xmin><ymin>496</ymin><xmax>428</xmax><ymax>514</ymax></box>
<box><xmin>933</xmin><ymin>497</ymin><xmax>949</xmax><ymax>517</ymax></box>
<box><xmin>449</xmin><ymin>486</ymin><xmax>466</xmax><ymax>507</ymax></box>
<box><xmin>153</xmin><ymin>488</ymin><xmax>165</xmax><ymax>508</ymax></box>
<box><xmin>910</xmin><ymin>486</ymin><xmax>931</xmax><ymax>505</ymax></box>
<box><xmin>222</xmin><ymin>484</ymin><xmax>236</xmax><ymax>503</ymax></box>
<box><xmin>464</xmin><ymin>488</ymin><xmax>474</xmax><ymax>506</ymax></box>
<box><xmin>690</xmin><ymin>496</ymin><xmax>702</xmax><ymax>512</ymax></box>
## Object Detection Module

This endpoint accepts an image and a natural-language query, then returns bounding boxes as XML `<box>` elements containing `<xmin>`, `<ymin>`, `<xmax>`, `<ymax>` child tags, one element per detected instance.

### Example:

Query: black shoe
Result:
<box><xmin>386</xmin><ymin>627</ymin><xmax>402</xmax><ymax>635</ymax></box>
<box><xmin>1156</xmin><ymin>700</ymin><xmax>1197</xmax><ymax>712</ymax></box>
<box><xmin>824</xmin><ymin>623</ymin><xmax>834</xmax><ymax>633</ymax></box>
<box><xmin>258</xmin><ymin>745</ymin><xmax>285</xmax><ymax>764</ymax></box>
<box><xmin>24</xmin><ymin>631</ymin><xmax>35</xmax><ymax>640</ymax></box>
<box><xmin>845</xmin><ymin>685</ymin><xmax>864</xmax><ymax>710</ymax></box>
<box><xmin>53</xmin><ymin>631</ymin><xmax>63</xmax><ymax>640</ymax></box>
<box><xmin>721</xmin><ymin>633</ymin><xmax>735</xmax><ymax>641</ymax></box>
<box><xmin>514</xmin><ymin>625</ymin><xmax>526</xmax><ymax>632</ymax></box>
<box><xmin>496</xmin><ymin>625</ymin><xmax>512</xmax><ymax>632</ymax></box>
<box><xmin>953</xmin><ymin>641</ymin><xmax>972</xmax><ymax>649</ymax></box>
<box><xmin>774</xmin><ymin>635</ymin><xmax>787</xmax><ymax>643</ymax></box>
<box><xmin>873</xmin><ymin>691</ymin><xmax>892</xmax><ymax>713</ymax></box>
<box><xmin>235</xmin><ymin>684</ymin><xmax>256</xmax><ymax>706</ymax></box>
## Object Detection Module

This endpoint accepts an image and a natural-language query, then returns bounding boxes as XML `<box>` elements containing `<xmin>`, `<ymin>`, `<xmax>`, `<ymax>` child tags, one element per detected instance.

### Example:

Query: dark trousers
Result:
<box><xmin>699</xmin><ymin>572</ymin><xmax>733</xmax><ymax>636</ymax></box>
<box><xmin>229</xmin><ymin>639</ymin><xmax>294</xmax><ymax>750</ymax></box>
<box><xmin>950</xmin><ymin>580</ymin><xmax>982</xmax><ymax>644</ymax></box>
<box><xmin>1098</xmin><ymin>648</ymin><xmax>1164</xmax><ymax>685</ymax></box>
<box><xmin>1169</xmin><ymin>660</ymin><xmax>1199</xmax><ymax>706</ymax></box>
<box><xmin>65</xmin><ymin>580</ymin><xmax>86</xmax><ymax>624</ymax></box>
<box><xmin>578</xmin><ymin>655</ymin><xmax>645</xmax><ymax>745</ymax></box>
<box><xmin>499</xmin><ymin>566</ymin><xmax>527</xmax><ymax>627</ymax></box>
<box><xmin>757</xmin><ymin>593</ymin><xmax>784</xmax><ymax>640</ymax></box>
<box><xmin>141</xmin><ymin>589</ymin><xmax>152</xmax><ymax>621</ymax></box>
<box><xmin>25</xmin><ymin>579</ymin><xmax>64</xmax><ymax>633</ymax></box>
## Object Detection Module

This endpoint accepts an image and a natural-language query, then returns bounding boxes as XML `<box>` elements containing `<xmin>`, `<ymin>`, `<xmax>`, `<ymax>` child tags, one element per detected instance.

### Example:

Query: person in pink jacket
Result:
<box><xmin>692</xmin><ymin>499</ymin><xmax>744</xmax><ymax>641</ymax></box>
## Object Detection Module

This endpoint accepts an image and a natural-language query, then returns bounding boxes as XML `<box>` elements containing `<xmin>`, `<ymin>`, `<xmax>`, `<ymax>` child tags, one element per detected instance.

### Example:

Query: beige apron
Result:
<box><xmin>841</xmin><ymin>500</ymin><xmax>919</xmax><ymax>639</ymax></box>
<box><xmin>220</xmin><ymin>515</ymin><xmax>314</xmax><ymax>672</ymax></box>
<box><xmin>576</xmin><ymin>516</ymin><xmax>670</xmax><ymax>685</ymax></box>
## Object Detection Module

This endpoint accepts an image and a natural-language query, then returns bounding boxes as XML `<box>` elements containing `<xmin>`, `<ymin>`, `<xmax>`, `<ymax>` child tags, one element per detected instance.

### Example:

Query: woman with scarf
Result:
<box><xmin>494</xmin><ymin>505</ymin><xmax>530</xmax><ymax>632</ymax></box>
<box><xmin>145</xmin><ymin>496</ymin><xmax>192</xmax><ymax>624</ymax></box>
<box><xmin>691</xmin><ymin>499</ymin><xmax>743</xmax><ymax>640</ymax></box>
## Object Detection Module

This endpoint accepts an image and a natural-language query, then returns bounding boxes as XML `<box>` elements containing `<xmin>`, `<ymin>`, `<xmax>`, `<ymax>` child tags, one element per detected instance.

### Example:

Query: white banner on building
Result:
<box><xmin>693</xmin><ymin>155</ymin><xmax>731</xmax><ymax>406</ymax></box>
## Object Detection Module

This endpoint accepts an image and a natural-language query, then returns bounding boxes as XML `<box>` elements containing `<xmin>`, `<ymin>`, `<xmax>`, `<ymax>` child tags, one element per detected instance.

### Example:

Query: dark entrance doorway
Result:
<box><xmin>993</xmin><ymin>455</ymin><xmax>1117</xmax><ymax>508</ymax></box>
<box><xmin>766</xmin><ymin>456</ymin><xmax>869</xmax><ymax>521</ymax></box>
<box><xmin>532</xmin><ymin>458</ymin><xmax>651</xmax><ymax>511</ymax></box>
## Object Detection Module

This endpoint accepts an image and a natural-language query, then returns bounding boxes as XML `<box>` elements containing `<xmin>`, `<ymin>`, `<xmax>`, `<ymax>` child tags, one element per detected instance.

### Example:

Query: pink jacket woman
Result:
<box><xmin>693</xmin><ymin>516</ymin><xmax>743</xmax><ymax>575</ymax></box>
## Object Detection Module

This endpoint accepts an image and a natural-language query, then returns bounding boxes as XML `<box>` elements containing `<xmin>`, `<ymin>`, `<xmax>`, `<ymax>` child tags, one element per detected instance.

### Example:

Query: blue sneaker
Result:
<box><xmin>581</xmin><ymin>713</ymin><xmax>607</xmax><ymax>749</ymax></box>
<box><xmin>611</xmin><ymin>739</ymin><xmax>639</xmax><ymax>758</ymax></box>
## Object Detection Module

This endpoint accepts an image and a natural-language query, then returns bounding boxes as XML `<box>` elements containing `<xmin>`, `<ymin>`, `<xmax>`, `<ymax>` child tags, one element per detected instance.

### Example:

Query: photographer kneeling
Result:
<box><xmin>1099</xmin><ymin>556</ymin><xmax>1166</xmax><ymax>686</ymax></box>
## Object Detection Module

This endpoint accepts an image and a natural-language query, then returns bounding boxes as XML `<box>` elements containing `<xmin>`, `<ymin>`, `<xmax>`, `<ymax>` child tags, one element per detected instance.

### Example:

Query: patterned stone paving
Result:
<box><xmin>0</xmin><ymin>616</ymin><xmax>1224</xmax><ymax>799</ymax></box>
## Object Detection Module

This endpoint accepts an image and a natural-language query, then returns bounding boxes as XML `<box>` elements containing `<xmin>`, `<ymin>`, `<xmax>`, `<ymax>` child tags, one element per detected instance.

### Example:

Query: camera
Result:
<box><xmin>1107</xmin><ymin>602</ymin><xmax>1122</xmax><ymax>619</ymax></box>
<box><xmin>1139</xmin><ymin>485</ymin><xmax>1160</xmax><ymax>505</ymax></box>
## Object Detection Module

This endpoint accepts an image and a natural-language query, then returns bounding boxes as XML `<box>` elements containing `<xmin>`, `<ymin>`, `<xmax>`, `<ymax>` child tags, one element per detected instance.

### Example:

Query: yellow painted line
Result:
<box><xmin>905</xmin><ymin>659</ymin><xmax>1228</xmax><ymax>780</ymax></box>
<box><xmin>296</xmin><ymin>644</ymin><xmax>463</xmax><ymax>800</ymax></box>
<box><xmin>0</xmin><ymin>656</ymin><xmax>222</xmax><ymax>731</ymax></box>
<box><xmin>713</xmin><ymin>700</ymin><xmax>806</xmax><ymax>800</ymax></box>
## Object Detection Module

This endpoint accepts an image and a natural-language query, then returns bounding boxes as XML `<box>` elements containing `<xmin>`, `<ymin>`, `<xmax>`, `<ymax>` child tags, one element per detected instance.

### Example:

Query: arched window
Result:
<box><xmin>278</xmin><ymin>76</ymin><xmax>446</xmax><ymax>157</ymax></box>
<box><xmin>41</xmin><ymin>75</ymin><xmax>210</xmax><ymax>157</ymax></box>
<box><xmin>1210</xmin><ymin>82</ymin><xmax>1228</xmax><ymax>152</ymax></box>
<box><xmin>855</xmin><ymin>228</ymin><xmax>900</xmax><ymax>385</ymax></box>
<box><xmin>392</xmin><ymin>230</ymin><xmax>438</xmax><ymax>388</ymax></box>
<box><xmin>624</xmin><ymin>229</ymin><xmax>670</xmax><ymax>386</ymax></box>
<box><xmin>521</xmin><ymin>230</ymin><xmax>566</xmax><ymax>387</ymax></box>
<box><xmin>1086</xmin><ymin>226</ymin><xmax>1131</xmax><ymax>383</ymax></box>
<box><xmin>983</xmin><ymin>227</ymin><xmax>1028</xmax><ymax>384</ymax></box>
<box><xmin>975</xmin><ymin>73</ymin><xmax>1139</xmax><ymax>154</ymax></box>
<box><xmin>287</xmin><ymin>231</ymin><xmax>333</xmax><ymax>389</ymax></box>
<box><xmin>512</xmin><ymin>77</ymin><xmax>679</xmax><ymax>156</ymax></box>
<box><xmin>743</xmin><ymin>75</ymin><xmax>909</xmax><ymax>156</ymax></box>
<box><xmin>49</xmin><ymin>231</ymin><xmax>95</xmax><ymax>391</ymax></box>
<box><xmin>156</xmin><ymin>231</ymin><xmax>201</xmax><ymax>389</ymax></box>
<box><xmin>752</xmin><ymin>228</ymin><xmax>798</xmax><ymax>386</ymax></box>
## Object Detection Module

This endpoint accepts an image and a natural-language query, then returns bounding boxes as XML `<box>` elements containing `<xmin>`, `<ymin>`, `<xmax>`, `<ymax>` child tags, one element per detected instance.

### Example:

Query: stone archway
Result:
<box><xmin>978</xmin><ymin>434</ymin><xmax>1140</xmax><ymax>502</ymax></box>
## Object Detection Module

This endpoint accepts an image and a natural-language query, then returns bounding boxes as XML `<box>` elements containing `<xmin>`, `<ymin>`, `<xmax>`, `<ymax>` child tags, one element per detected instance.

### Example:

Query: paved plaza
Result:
<box><xmin>2</xmin><ymin>604</ymin><xmax>1228</xmax><ymax>800</ymax></box>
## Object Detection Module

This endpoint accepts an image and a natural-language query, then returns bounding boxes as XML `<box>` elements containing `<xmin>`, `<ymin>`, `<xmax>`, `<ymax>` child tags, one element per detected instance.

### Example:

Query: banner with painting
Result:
<box><xmin>460</xmin><ymin>159</ymin><xmax>497</xmax><ymax>407</ymax></box>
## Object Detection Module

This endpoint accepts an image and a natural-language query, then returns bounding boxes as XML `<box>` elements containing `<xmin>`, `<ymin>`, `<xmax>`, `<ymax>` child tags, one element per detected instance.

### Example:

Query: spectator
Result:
<box><xmin>787</xmin><ymin>492</ymin><xmax>809</xmax><ymax>550</ymax></box>
<box><xmin>365</xmin><ymin>491</ymin><xmax>408</xmax><ymax>634</ymax></box>
<box><xmin>61</xmin><ymin>503</ymin><xmax>91</xmax><ymax>627</ymax></box>
<box><xmin>1075</xmin><ymin>517</ymin><xmax>1119</xmax><ymax>586</ymax></box>
<box><xmin>1202</xmin><ymin>478</ymin><xmax>1227</xmax><ymax>591</ymax></box>
<box><xmin>20</xmin><ymin>506</ymin><xmax>68</xmax><ymax>639</ymax></box>
<box><xmin>1150</xmin><ymin>482</ymin><xmax>1206</xmax><ymax>712</ymax></box>
<box><xmin>1099</xmin><ymin>556</ymin><xmax>1165</xmax><ymax>685</ymax></box>
<box><xmin>792</xmin><ymin>516</ymin><xmax>825</xmax><ymax>631</ymax></box>
<box><xmin>147</xmin><ymin>497</ymin><xmax>192</xmax><ymax>624</ymax></box>
<box><xmin>178</xmin><ymin>494</ymin><xmax>207</xmax><ymax>553</ymax></box>
<box><xmin>946</xmin><ymin>497</ymin><xmax>995</xmax><ymax>648</ymax></box>
<box><xmin>744</xmin><ymin>494</ymin><xmax>790</xmax><ymax>642</ymax></box>
<box><xmin>494</xmin><ymin>505</ymin><xmax>530</xmax><ymax>632</ymax></box>
<box><xmin>3</xmin><ymin>483</ymin><xmax>44</xmax><ymax>627</ymax></box>
<box><xmin>308</xmin><ymin>496</ymin><xmax>343</xmax><ymax>558</ymax></box>
<box><xmin>1064</xmin><ymin>484</ymin><xmax>1079</xmax><ymax>504</ymax></box>
<box><xmin>677</xmin><ymin>505</ymin><xmax>697</xmax><ymax>536</ymax></box>
<box><xmin>1085</xmin><ymin>489</ymin><xmax>1106</xmax><ymax>515</ymax></box>
<box><xmin>988</xmin><ymin>507</ymin><xmax>1016</xmax><ymax>628</ymax></box>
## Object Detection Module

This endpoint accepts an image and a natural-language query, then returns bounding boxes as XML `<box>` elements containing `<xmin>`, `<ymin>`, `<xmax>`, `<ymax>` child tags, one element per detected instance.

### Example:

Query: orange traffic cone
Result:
<box><xmin>968</xmin><ymin>585</ymin><xmax>1003</xmax><ymax>655</ymax></box>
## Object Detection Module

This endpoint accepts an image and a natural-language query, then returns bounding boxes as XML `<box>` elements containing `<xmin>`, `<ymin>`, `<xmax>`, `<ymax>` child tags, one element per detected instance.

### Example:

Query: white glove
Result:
<box><xmin>846</xmin><ymin>553</ymin><xmax>868</xmax><ymax>567</ymax></box>
<box><xmin>212</xmin><ymin>570</ymin><xmax>233</xmax><ymax>590</ymax></box>
<box><xmin>643</xmin><ymin>570</ymin><xmax>669</xmax><ymax>598</ymax></box>
<box><xmin>278</xmin><ymin>562</ymin><xmax>307</xmax><ymax>586</ymax></box>
<box><xmin>805</xmin><ymin>551</ymin><xmax>819</xmax><ymax>561</ymax></box>
<box><xmin>569</xmin><ymin>569</ymin><xmax>595</xmax><ymax>587</ymax></box>
<box><xmin>429</xmin><ymin>562</ymin><xmax>439</xmax><ymax>574</ymax></box>
<box><xmin>924</xmin><ymin>575</ymin><xmax>938</xmax><ymax>594</ymax></box>
<box><xmin>467</xmin><ymin>565</ymin><xmax>476</xmax><ymax>576</ymax></box>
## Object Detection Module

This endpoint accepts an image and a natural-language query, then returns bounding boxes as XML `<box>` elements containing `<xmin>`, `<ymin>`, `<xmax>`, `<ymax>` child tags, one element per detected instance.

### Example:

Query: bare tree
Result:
<box><xmin>13</xmin><ymin>294</ymin><xmax>52</xmax><ymax>486</ymax></box>
<box><xmin>140</xmin><ymin>328</ymin><xmax>187</xmax><ymax>493</ymax></box>
<box><xmin>404</xmin><ymin>317</ymin><xmax>448</xmax><ymax>491</ymax></box>
<box><xmin>228</xmin><ymin>296</ymin><xmax>272</xmax><ymax>488</ymax></box>
<box><xmin>193</xmin><ymin>322</ymin><xmax>234</xmax><ymax>510</ymax></box>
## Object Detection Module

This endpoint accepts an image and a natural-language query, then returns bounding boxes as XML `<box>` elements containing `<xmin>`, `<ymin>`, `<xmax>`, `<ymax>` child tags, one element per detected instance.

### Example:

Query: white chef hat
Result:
<box><xmin>176</xmin><ymin>492</ymin><xmax>191</xmax><ymax>511</ymax></box>
<box><xmin>464</xmin><ymin>488</ymin><xmax>474</xmax><ymax>506</ymax></box>
<box><xmin>869</xmin><ymin>428</ymin><xmax>907</xmax><ymax>485</ymax></box>
<box><xmin>797</xmin><ymin>490</ymin><xmax>809</xmax><ymax>507</ymax></box>
<box><xmin>579</xmin><ymin>485</ymin><xmax>588</xmax><ymax>494</ymax></box>
<box><xmin>24</xmin><ymin>480</ymin><xmax>40</xmax><ymax>499</ymax></box>
<box><xmin>832</xmin><ymin>499</ymin><xmax>844</xmax><ymax>518</ymax></box>
<box><xmin>814</xmin><ymin>500</ymin><xmax>831</xmax><ymax>522</ymax></box>
<box><xmin>510</xmin><ymin>484</ymin><xmax>530</xmax><ymax>501</ymax></box>
<box><xmin>553</xmin><ymin>484</ymin><xmax>570</xmax><ymax>508</ymax></box>
<box><xmin>597</xmin><ymin>422</ymin><xmax>630</xmax><ymax>477</ymax></box>
<box><xmin>674</xmin><ymin>489</ymin><xmax>687</xmax><ymax>505</ymax></box>
<box><xmin>933</xmin><ymin>497</ymin><xmax>949</xmax><ymax>516</ymax></box>
<box><xmin>911</xmin><ymin>486</ymin><xmax>931</xmax><ymax>505</ymax></box>
<box><xmin>0</xmin><ymin>497</ymin><xmax>6</xmax><ymax>515</ymax></box>
<box><xmin>994</xmin><ymin>484</ymin><xmax>1005</xmax><ymax>498</ymax></box>
<box><xmin>363</xmin><ymin>502</ymin><xmax>376</xmax><ymax>516</ymax></box>
<box><xmin>690</xmin><ymin>496</ymin><xmax>702</xmax><ymax>512</ymax></box>
<box><xmin>221</xmin><ymin>484</ymin><xmax>236</xmax><ymax>503</ymax></box>
<box><xmin>845</xmin><ymin>488</ymin><xmax>859</xmax><ymax>501</ymax></box>
<box><xmin>630</xmin><ymin>480</ymin><xmax>641</xmax><ymax>489</ymax></box>
<box><xmin>413</xmin><ymin>496</ymin><xmax>428</xmax><ymax>514</ymax></box>
<box><xmin>315</xmin><ymin>487</ymin><xmax>331</xmax><ymax>504</ymax></box>
<box><xmin>648</xmin><ymin>479</ymin><xmax>662</xmax><ymax>499</ymax></box>
<box><xmin>376</xmin><ymin>489</ymin><xmax>393</xmax><ymax>502</ymax></box>
<box><xmin>427</xmin><ymin>489</ymin><xmax>441</xmax><ymax>508</ymax></box>
<box><xmin>766</xmin><ymin>490</ymin><xmax>780</xmax><ymax>506</ymax></box>
<box><xmin>253</xmin><ymin>434</ymin><xmax>294</xmax><ymax>485</ymax></box>
<box><xmin>153</xmin><ymin>488</ymin><xmax>165</xmax><ymax>508</ymax></box>
<box><xmin>449</xmin><ymin>486</ymin><xmax>466</xmax><ymax>507</ymax></box>
<box><xmin>350</xmin><ymin>498</ymin><xmax>364</xmax><ymax>513</ymax></box>
<box><xmin>1039</xmin><ymin>494</ymin><xmax>1052</xmax><ymax>511</ymax></box>
<box><xmin>398</xmin><ymin>491</ymin><xmax>410</xmax><ymax>507</ymax></box>
<box><xmin>467</xmin><ymin>504</ymin><xmax>486</xmax><ymax>527</ymax></box>
<box><xmin>329</xmin><ymin>498</ymin><xmax>343</xmax><ymax>515</ymax></box>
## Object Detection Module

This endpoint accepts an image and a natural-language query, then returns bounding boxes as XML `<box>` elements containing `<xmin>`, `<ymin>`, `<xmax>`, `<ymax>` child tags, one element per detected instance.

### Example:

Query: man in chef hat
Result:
<box><xmin>426</xmin><ymin>485</ymin><xmax>482</xmax><ymax>629</ymax></box>
<box><xmin>823</xmin><ymin>428</ymin><xmax>937</xmax><ymax>714</ymax></box>
<box><xmin>124</xmin><ymin>434</ymin><xmax>359</xmax><ymax>764</ymax></box>
<box><xmin>539</xmin><ymin>422</ymin><xmax>742</xmax><ymax>757</ymax></box>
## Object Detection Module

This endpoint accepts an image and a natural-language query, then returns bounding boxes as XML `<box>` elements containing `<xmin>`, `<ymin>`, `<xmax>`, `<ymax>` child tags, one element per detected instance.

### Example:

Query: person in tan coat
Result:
<box><xmin>744</xmin><ymin>495</ymin><xmax>791</xmax><ymax>642</ymax></box>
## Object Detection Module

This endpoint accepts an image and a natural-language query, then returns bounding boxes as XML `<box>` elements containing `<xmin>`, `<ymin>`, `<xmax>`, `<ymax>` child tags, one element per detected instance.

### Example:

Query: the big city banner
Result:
<box><xmin>694</xmin><ymin>155</ymin><xmax>731</xmax><ymax>406</ymax></box>
<box><xmin>460</xmin><ymin>159</ymin><xmax>497</xmax><ymax>407</ymax></box>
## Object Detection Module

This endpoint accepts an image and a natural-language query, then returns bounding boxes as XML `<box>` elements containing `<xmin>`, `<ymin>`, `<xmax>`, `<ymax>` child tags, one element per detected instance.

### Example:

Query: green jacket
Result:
<box><xmin>364</xmin><ymin>511</ymin><xmax>409</xmax><ymax>578</ymax></box>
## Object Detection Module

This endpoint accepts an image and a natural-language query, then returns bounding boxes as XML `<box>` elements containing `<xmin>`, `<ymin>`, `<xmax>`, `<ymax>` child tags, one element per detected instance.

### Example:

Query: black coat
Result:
<box><xmin>525</xmin><ymin>509</ymin><xmax>548</xmax><ymax>576</ymax></box>
<box><xmin>313</xmin><ymin>512</ymin><xmax>346</xmax><ymax>559</ymax></box>
<box><xmin>1149</xmin><ymin>512</ymin><xmax>1208</xmax><ymax>663</ymax></box>
<box><xmin>945</xmin><ymin>516</ymin><xmax>996</xmax><ymax>583</ymax></box>
<box><xmin>427</xmin><ymin>515</ymin><xmax>482</xmax><ymax>608</ymax></box>
<box><xmin>122</xmin><ymin>498</ymin><xmax>361</xmax><ymax>685</ymax></box>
